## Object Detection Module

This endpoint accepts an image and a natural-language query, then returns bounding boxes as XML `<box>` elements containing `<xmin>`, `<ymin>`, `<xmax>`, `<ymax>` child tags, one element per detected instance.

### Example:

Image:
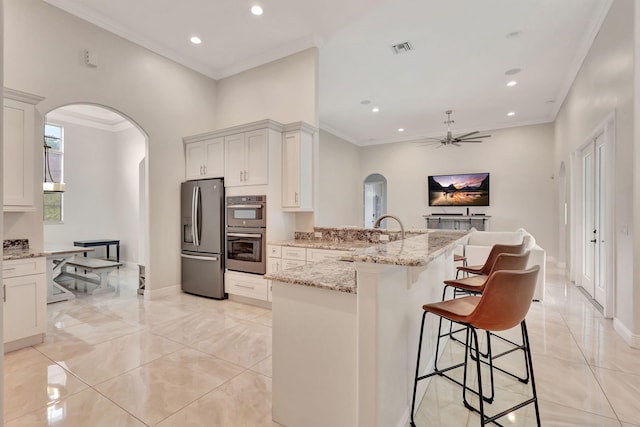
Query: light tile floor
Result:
<box><xmin>3</xmin><ymin>265</ymin><xmax>640</xmax><ymax>426</ymax></box>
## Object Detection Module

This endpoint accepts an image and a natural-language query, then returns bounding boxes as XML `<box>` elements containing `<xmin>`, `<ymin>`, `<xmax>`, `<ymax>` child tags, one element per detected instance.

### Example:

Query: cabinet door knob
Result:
<box><xmin>3</xmin><ymin>284</ymin><xmax>6</xmax><ymax>302</ymax></box>
<box><xmin>240</xmin><ymin>171</ymin><xmax>243</xmax><ymax>181</ymax></box>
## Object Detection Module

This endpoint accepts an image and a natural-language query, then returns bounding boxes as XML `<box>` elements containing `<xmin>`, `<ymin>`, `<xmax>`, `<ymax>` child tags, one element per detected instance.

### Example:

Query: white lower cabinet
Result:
<box><xmin>3</xmin><ymin>257</ymin><xmax>46</xmax><ymax>351</ymax></box>
<box><xmin>225</xmin><ymin>270</ymin><xmax>268</xmax><ymax>301</ymax></box>
<box><xmin>306</xmin><ymin>248</ymin><xmax>351</xmax><ymax>263</ymax></box>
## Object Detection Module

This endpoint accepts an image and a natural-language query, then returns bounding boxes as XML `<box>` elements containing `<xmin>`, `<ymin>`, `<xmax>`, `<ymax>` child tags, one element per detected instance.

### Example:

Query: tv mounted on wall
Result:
<box><xmin>428</xmin><ymin>173</ymin><xmax>490</xmax><ymax>207</ymax></box>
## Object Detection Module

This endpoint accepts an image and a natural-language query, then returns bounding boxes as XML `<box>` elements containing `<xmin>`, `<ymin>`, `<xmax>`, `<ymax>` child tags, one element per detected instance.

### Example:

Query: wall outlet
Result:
<box><xmin>379</xmin><ymin>234</ymin><xmax>389</xmax><ymax>241</ymax></box>
<box><xmin>314</xmin><ymin>232</ymin><xmax>322</xmax><ymax>238</ymax></box>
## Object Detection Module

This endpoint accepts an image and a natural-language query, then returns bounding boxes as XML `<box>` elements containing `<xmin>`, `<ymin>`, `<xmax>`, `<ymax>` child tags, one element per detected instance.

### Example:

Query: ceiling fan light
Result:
<box><xmin>507</xmin><ymin>111</ymin><xmax>516</xmax><ymax>116</ymax></box>
<box><xmin>507</xmin><ymin>80</ymin><xmax>517</xmax><ymax>87</ymax></box>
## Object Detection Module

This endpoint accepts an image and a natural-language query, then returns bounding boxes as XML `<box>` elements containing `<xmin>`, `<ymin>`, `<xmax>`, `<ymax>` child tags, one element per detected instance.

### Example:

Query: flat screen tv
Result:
<box><xmin>428</xmin><ymin>173</ymin><xmax>490</xmax><ymax>207</ymax></box>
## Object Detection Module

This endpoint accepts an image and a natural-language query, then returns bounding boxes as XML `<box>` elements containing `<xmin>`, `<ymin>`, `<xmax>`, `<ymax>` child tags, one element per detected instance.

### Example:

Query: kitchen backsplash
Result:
<box><xmin>3</xmin><ymin>239</ymin><xmax>29</xmax><ymax>250</ymax></box>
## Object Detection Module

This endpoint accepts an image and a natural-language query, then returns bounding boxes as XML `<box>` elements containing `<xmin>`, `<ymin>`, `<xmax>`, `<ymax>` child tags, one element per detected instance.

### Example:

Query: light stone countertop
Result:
<box><xmin>3</xmin><ymin>249</ymin><xmax>46</xmax><ymax>261</ymax></box>
<box><xmin>265</xmin><ymin>259</ymin><xmax>356</xmax><ymax>294</ymax></box>
<box><xmin>266</xmin><ymin>230</ymin><xmax>468</xmax><ymax>294</ymax></box>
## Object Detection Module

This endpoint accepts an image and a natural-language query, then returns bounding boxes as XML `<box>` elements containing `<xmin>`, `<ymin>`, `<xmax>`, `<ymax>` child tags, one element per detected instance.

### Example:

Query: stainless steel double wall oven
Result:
<box><xmin>225</xmin><ymin>195</ymin><xmax>266</xmax><ymax>275</ymax></box>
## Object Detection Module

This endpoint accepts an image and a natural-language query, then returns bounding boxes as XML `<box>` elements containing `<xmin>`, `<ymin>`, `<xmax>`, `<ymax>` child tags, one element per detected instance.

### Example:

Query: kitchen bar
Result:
<box><xmin>267</xmin><ymin>230</ymin><xmax>468</xmax><ymax>427</ymax></box>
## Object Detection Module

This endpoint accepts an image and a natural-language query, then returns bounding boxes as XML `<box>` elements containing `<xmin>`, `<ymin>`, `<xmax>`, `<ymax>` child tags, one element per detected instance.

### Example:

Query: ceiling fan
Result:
<box><xmin>423</xmin><ymin>110</ymin><xmax>491</xmax><ymax>147</ymax></box>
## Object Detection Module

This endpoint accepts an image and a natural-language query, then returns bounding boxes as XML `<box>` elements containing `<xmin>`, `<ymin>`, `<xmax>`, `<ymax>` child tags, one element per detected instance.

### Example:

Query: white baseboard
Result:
<box><xmin>144</xmin><ymin>284</ymin><xmax>180</xmax><ymax>300</ymax></box>
<box><xmin>228</xmin><ymin>294</ymin><xmax>272</xmax><ymax>309</ymax></box>
<box><xmin>613</xmin><ymin>318</ymin><xmax>640</xmax><ymax>349</ymax></box>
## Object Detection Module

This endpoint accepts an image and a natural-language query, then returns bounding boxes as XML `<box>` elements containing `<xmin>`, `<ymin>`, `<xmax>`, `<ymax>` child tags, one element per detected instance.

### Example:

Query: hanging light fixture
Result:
<box><xmin>43</xmin><ymin>122</ymin><xmax>65</xmax><ymax>193</ymax></box>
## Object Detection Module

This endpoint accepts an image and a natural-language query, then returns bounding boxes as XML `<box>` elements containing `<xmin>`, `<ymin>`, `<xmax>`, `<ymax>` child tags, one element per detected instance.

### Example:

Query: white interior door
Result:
<box><xmin>581</xmin><ymin>134</ymin><xmax>606</xmax><ymax>306</ymax></box>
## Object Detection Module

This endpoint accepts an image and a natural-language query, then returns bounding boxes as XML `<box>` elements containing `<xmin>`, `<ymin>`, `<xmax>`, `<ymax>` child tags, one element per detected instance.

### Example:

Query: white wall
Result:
<box><xmin>215</xmin><ymin>48</ymin><xmax>318</xmax><ymax>129</ymax></box>
<box><xmin>115</xmin><ymin>126</ymin><xmax>145</xmax><ymax>264</ymax></box>
<box><xmin>359</xmin><ymin>123</ymin><xmax>556</xmax><ymax>257</ymax></box>
<box><xmin>316</xmin><ymin>130</ymin><xmax>362</xmax><ymax>227</ymax></box>
<box><xmin>5</xmin><ymin>0</ymin><xmax>218</xmax><ymax>294</ymax></box>
<box><xmin>43</xmin><ymin>119</ymin><xmax>144</xmax><ymax>265</ymax></box>
<box><xmin>554</xmin><ymin>0</ymin><xmax>637</xmax><ymax>337</ymax></box>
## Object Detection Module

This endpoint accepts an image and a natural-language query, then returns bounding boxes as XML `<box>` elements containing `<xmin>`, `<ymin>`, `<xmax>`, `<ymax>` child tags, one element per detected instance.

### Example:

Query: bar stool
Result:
<box><xmin>437</xmin><ymin>252</ymin><xmax>532</xmax><ymax>387</ymax></box>
<box><xmin>455</xmin><ymin>241</ymin><xmax>525</xmax><ymax>279</ymax></box>
<box><xmin>434</xmin><ymin>252</ymin><xmax>531</xmax><ymax>403</ymax></box>
<box><xmin>410</xmin><ymin>266</ymin><xmax>541</xmax><ymax>427</ymax></box>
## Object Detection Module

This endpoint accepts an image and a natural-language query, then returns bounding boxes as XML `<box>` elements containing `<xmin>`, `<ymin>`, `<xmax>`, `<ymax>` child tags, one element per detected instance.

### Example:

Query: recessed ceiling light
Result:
<box><xmin>507</xmin><ymin>81</ymin><xmax>517</xmax><ymax>87</ymax></box>
<box><xmin>251</xmin><ymin>5</ymin><xmax>263</xmax><ymax>15</ymax></box>
<box><xmin>398</xmin><ymin>128</ymin><xmax>405</xmax><ymax>132</ymax></box>
<box><xmin>190</xmin><ymin>36</ymin><xmax>202</xmax><ymax>45</ymax></box>
<box><xmin>505</xmin><ymin>68</ymin><xmax>521</xmax><ymax>75</ymax></box>
<box><xmin>507</xmin><ymin>111</ymin><xmax>516</xmax><ymax>116</ymax></box>
<box><xmin>372</xmin><ymin>107</ymin><xmax>380</xmax><ymax>113</ymax></box>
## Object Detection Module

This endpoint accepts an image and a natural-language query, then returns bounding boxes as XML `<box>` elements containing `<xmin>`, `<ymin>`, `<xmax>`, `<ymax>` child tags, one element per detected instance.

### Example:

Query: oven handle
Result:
<box><xmin>227</xmin><ymin>232</ymin><xmax>263</xmax><ymax>238</ymax></box>
<box><xmin>227</xmin><ymin>205</ymin><xmax>264</xmax><ymax>209</ymax></box>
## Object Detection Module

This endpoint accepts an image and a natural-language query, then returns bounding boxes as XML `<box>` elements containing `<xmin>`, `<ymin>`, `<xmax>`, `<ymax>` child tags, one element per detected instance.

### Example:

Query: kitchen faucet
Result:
<box><xmin>372</xmin><ymin>214</ymin><xmax>405</xmax><ymax>240</ymax></box>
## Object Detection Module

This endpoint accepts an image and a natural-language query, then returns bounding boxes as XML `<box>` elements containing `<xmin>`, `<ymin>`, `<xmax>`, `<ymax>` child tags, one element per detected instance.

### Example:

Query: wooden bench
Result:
<box><xmin>59</xmin><ymin>256</ymin><xmax>123</xmax><ymax>294</ymax></box>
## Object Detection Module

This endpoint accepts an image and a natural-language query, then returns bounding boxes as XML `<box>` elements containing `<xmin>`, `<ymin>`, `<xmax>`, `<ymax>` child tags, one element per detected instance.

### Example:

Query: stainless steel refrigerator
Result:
<box><xmin>181</xmin><ymin>178</ymin><xmax>226</xmax><ymax>299</ymax></box>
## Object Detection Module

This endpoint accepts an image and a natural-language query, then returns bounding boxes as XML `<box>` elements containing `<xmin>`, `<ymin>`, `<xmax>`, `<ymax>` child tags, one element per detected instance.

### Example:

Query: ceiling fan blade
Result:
<box><xmin>453</xmin><ymin>131</ymin><xmax>479</xmax><ymax>139</ymax></box>
<box><xmin>459</xmin><ymin>134</ymin><xmax>491</xmax><ymax>139</ymax></box>
<box><xmin>458</xmin><ymin>140</ymin><xmax>484</xmax><ymax>143</ymax></box>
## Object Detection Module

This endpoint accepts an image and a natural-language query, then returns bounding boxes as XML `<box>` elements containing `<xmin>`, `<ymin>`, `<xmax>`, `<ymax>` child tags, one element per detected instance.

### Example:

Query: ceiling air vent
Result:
<box><xmin>390</xmin><ymin>41</ymin><xmax>414</xmax><ymax>55</ymax></box>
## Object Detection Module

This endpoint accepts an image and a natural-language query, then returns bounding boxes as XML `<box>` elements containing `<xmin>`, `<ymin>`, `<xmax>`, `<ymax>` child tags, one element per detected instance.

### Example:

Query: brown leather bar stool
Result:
<box><xmin>410</xmin><ymin>266</ymin><xmax>541</xmax><ymax>427</ymax></box>
<box><xmin>434</xmin><ymin>252</ymin><xmax>531</xmax><ymax>402</ymax></box>
<box><xmin>455</xmin><ymin>241</ymin><xmax>526</xmax><ymax>279</ymax></box>
<box><xmin>436</xmin><ymin>252</ymin><xmax>532</xmax><ymax>388</ymax></box>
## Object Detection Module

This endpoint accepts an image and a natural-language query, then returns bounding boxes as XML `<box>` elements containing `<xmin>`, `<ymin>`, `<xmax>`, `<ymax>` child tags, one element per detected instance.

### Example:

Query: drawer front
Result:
<box><xmin>306</xmin><ymin>249</ymin><xmax>350</xmax><ymax>263</ymax></box>
<box><xmin>267</xmin><ymin>245</ymin><xmax>282</xmax><ymax>258</ymax></box>
<box><xmin>225</xmin><ymin>273</ymin><xmax>268</xmax><ymax>300</ymax></box>
<box><xmin>282</xmin><ymin>259</ymin><xmax>306</xmax><ymax>270</ymax></box>
<box><xmin>281</xmin><ymin>246</ymin><xmax>306</xmax><ymax>261</ymax></box>
<box><xmin>3</xmin><ymin>257</ymin><xmax>46</xmax><ymax>278</ymax></box>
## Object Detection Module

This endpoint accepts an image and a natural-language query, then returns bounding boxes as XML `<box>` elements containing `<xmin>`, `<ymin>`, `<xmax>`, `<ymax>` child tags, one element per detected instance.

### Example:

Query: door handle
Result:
<box><xmin>181</xmin><ymin>254</ymin><xmax>218</xmax><ymax>261</ymax></box>
<box><xmin>590</xmin><ymin>239</ymin><xmax>597</xmax><ymax>243</ymax></box>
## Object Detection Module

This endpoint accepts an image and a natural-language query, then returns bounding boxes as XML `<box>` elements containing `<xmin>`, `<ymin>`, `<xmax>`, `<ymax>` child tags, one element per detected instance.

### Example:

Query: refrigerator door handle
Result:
<box><xmin>181</xmin><ymin>254</ymin><xmax>218</xmax><ymax>262</ymax></box>
<box><xmin>194</xmin><ymin>185</ymin><xmax>201</xmax><ymax>247</ymax></box>
<box><xmin>191</xmin><ymin>186</ymin><xmax>197</xmax><ymax>246</ymax></box>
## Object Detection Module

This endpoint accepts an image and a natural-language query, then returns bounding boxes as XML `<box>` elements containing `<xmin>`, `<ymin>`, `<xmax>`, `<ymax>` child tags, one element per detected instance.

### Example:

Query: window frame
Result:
<box><xmin>43</xmin><ymin>123</ymin><xmax>64</xmax><ymax>224</ymax></box>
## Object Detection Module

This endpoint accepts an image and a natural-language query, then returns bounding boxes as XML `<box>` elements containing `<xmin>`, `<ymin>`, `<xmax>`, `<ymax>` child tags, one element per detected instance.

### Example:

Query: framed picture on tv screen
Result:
<box><xmin>428</xmin><ymin>173</ymin><xmax>490</xmax><ymax>206</ymax></box>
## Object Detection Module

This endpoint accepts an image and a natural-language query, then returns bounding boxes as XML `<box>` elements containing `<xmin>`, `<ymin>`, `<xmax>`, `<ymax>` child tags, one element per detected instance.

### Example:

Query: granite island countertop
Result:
<box><xmin>266</xmin><ymin>230</ymin><xmax>468</xmax><ymax>294</ymax></box>
<box><xmin>3</xmin><ymin>249</ymin><xmax>47</xmax><ymax>261</ymax></box>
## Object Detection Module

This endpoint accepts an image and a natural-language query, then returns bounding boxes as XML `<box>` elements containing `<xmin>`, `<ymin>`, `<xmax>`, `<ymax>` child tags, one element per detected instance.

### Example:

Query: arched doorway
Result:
<box><xmin>363</xmin><ymin>173</ymin><xmax>387</xmax><ymax>228</ymax></box>
<box><xmin>44</xmin><ymin>103</ymin><xmax>148</xmax><ymax>296</ymax></box>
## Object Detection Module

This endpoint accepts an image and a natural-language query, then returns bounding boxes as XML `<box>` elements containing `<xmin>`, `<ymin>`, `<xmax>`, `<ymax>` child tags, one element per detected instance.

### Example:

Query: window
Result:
<box><xmin>43</xmin><ymin>123</ymin><xmax>64</xmax><ymax>222</ymax></box>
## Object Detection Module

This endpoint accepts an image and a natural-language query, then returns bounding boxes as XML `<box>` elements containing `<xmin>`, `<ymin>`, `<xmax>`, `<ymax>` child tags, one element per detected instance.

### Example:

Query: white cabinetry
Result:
<box><xmin>3</xmin><ymin>257</ymin><xmax>46</xmax><ymax>351</ymax></box>
<box><xmin>184</xmin><ymin>137</ymin><xmax>224</xmax><ymax>180</ymax></box>
<box><xmin>282</xmin><ymin>122</ymin><xmax>314</xmax><ymax>211</ymax></box>
<box><xmin>306</xmin><ymin>248</ymin><xmax>350</xmax><ymax>263</ymax></box>
<box><xmin>225</xmin><ymin>270</ymin><xmax>268</xmax><ymax>301</ymax></box>
<box><xmin>225</xmin><ymin>129</ymin><xmax>269</xmax><ymax>187</ymax></box>
<box><xmin>3</xmin><ymin>88</ymin><xmax>45</xmax><ymax>212</ymax></box>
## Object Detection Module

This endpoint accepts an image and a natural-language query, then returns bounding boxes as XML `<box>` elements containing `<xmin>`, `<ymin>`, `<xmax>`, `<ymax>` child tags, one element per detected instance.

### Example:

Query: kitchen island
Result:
<box><xmin>266</xmin><ymin>230</ymin><xmax>468</xmax><ymax>427</ymax></box>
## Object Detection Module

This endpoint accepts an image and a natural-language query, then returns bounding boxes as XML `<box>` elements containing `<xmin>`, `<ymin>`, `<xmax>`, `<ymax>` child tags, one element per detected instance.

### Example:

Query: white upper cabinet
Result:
<box><xmin>3</xmin><ymin>88</ymin><xmax>45</xmax><ymax>212</ymax></box>
<box><xmin>282</xmin><ymin>122</ymin><xmax>314</xmax><ymax>211</ymax></box>
<box><xmin>225</xmin><ymin>128</ymin><xmax>269</xmax><ymax>187</ymax></box>
<box><xmin>184</xmin><ymin>136</ymin><xmax>224</xmax><ymax>180</ymax></box>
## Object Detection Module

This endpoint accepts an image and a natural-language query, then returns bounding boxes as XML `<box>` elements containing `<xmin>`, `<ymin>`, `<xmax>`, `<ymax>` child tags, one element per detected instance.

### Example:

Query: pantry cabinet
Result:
<box><xmin>3</xmin><ymin>88</ymin><xmax>45</xmax><ymax>212</ymax></box>
<box><xmin>3</xmin><ymin>257</ymin><xmax>47</xmax><ymax>351</ymax></box>
<box><xmin>225</xmin><ymin>129</ymin><xmax>269</xmax><ymax>187</ymax></box>
<box><xmin>184</xmin><ymin>137</ymin><xmax>224</xmax><ymax>180</ymax></box>
<box><xmin>281</xmin><ymin>122</ymin><xmax>314</xmax><ymax>211</ymax></box>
